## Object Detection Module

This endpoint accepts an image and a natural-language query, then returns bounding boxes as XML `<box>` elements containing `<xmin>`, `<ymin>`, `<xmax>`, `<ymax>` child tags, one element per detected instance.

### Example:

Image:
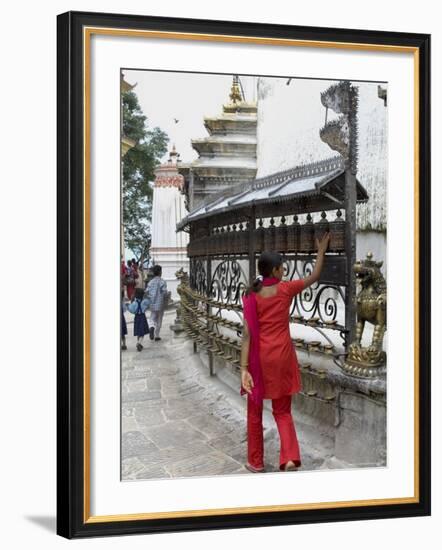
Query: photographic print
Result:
<box><xmin>57</xmin><ymin>11</ymin><xmax>430</xmax><ymax>538</ymax></box>
<box><xmin>120</xmin><ymin>70</ymin><xmax>388</xmax><ymax>481</ymax></box>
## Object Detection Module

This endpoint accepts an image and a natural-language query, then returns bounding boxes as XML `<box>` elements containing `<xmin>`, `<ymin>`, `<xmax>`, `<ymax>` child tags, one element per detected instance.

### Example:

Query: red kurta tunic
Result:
<box><xmin>255</xmin><ymin>279</ymin><xmax>305</xmax><ymax>399</ymax></box>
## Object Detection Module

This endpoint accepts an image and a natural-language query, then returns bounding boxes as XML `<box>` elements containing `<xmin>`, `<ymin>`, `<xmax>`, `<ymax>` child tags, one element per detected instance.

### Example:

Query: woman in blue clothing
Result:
<box><xmin>128</xmin><ymin>288</ymin><xmax>151</xmax><ymax>351</ymax></box>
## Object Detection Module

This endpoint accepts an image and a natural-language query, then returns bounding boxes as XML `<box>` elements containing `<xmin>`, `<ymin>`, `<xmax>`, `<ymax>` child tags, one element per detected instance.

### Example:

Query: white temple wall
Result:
<box><xmin>151</xmin><ymin>187</ymin><xmax>189</xmax><ymax>248</ymax></box>
<box><xmin>150</xmin><ymin>185</ymin><xmax>189</xmax><ymax>300</ymax></box>
<box><xmin>256</xmin><ymin>78</ymin><xmax>387</xmax><ymax>234</ymax></box>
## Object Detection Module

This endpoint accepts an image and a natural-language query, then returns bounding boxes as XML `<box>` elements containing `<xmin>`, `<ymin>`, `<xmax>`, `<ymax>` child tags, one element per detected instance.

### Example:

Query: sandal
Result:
<box><xmin>245</xmin><ymin>462</ymin><xmax>265</xmax><ymax>473</ymax></box>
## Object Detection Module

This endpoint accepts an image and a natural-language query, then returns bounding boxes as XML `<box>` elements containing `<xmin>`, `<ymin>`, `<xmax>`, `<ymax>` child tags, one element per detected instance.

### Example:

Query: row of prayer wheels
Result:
<box><xmin>180</xmin><ymin>291</ymin><xmax>242</xmax><ymax>366</ymax></box>
<box><xmin>187</xmin><ymin>210</ymin><xmax>346</xmax><ymax>257</ymax></box>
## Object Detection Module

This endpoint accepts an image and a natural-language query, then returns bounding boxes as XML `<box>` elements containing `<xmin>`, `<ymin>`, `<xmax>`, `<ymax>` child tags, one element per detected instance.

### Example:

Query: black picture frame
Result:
<box><xmin>57</xmin><ymin>10</ymin><xmax>431</xmax><ymax>539</ymax></box>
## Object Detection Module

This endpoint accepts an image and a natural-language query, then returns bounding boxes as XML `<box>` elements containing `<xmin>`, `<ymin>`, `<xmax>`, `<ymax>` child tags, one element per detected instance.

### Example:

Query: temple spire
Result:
<box><xmin>229</xmin><ymin>75</ymin><xmax>243</xmax><ymax>104</ymax></box>
<box><xmin>178</xmin><ymin>76</ymin><xmax>257</xmax><ymax>210</ymax></box>
<box><xmin>169</xmin><ymin>143</ymin><xmax>180</xmax><ymax>164</ymax></box>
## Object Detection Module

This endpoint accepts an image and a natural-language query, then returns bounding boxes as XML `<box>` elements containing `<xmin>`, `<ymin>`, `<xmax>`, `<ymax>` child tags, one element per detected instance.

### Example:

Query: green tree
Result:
<box><xmin>122</xmin><ymin>89</ymin><xmax>169</xmax><ymax>262</ymax></box>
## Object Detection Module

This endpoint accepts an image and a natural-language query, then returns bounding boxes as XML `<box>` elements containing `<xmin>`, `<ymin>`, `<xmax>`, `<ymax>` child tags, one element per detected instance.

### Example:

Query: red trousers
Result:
<box><xmin>247</xmin><ymin>394</ymin><xmax>301</xmax><ymax>470</ymax></box>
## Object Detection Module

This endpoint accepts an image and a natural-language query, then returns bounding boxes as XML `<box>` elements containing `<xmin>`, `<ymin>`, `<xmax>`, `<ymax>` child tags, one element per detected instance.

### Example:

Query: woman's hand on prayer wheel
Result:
<box><xmin>316</xmin><ymin>231</ymin><xmax>330</xmax><ymax>256</ymax></box>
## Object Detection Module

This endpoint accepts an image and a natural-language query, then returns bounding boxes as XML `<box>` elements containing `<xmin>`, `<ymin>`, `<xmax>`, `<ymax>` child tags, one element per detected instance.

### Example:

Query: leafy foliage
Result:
<box><xmin>122</xmin><ymin>88</ymin><xmax>169</xmax><ymax>262</ymax></box>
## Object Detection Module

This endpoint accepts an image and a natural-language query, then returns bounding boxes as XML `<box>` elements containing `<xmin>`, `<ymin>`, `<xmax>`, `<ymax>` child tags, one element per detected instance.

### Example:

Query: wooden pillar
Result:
<box><xmin>206</xmin><ymin>220</ymin><xmax>214</xmax><ymax>375</ymax></box>
<box><xmin>344</xmin><ymin>169</ymin><xmax>357</xmax><ymax>348</ymax></box>
<box><xmin>248</xmin><ymin>205</ymin><xmax>256</xmax><ymax>284</ymax></box>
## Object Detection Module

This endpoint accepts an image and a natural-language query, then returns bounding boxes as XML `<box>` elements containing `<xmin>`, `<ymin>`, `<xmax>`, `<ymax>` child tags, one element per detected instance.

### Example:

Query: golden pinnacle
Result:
<box><xmin>229</xmin><ymin>75</ymin><xmax>242</xmax><ymax>104</ymax></box>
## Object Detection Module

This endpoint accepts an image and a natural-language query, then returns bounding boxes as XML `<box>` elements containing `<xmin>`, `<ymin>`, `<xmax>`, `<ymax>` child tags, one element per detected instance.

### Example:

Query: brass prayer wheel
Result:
<box><xmin>329</xmin><ymin>209</ymin><xmax>346</xmax><ymax>252</ymax></box>
<box><xmin>287</xmin><ymin>215</ymin><xmax>300</xmax><ymax>252</ymax></box>
<box><xmin>314</xmin><ymin>211</ymin><xmax>330</xmax><ymax>242</ymax></box>
<box><xmin>263</xmin><ymin>217</ymin><xmax>276</xmax><ymax>251</ymax></box>
<box><xmin>219</xmin><ymin>227</ymin><xmax>227</xmax><ymax>255</ymax></box>
<box><xmin>254</xmin><ymin>219</ymin><xmax>265</xmax><ymax>253</ymax></box>
<box><xmin>300</xmin><ymin>213</ymin><xmax>315</xmax><ymax>252</ymax></box>
<box><xmin>207</xmin><ymin>230</ymin><xmax>214</xmax><ymax>255</ymax></box>
<box><xmin>238</xmin><ymin>222</ymin><xmax>249</xmax><ymax>254</ymax></box>
<box><xmin>225</xmin><ymin>225</ymin><xmax>233</xmax><ymax>252</ymax></box>
<box><xmin>274</xmin><ymin>216</ymin><xmax>288</xmax><ymax>252</ymax></box>
<box><xmin>230</xmin><ymin>224</ymin><xmax>239</xmax><ymax>253</ymax></box>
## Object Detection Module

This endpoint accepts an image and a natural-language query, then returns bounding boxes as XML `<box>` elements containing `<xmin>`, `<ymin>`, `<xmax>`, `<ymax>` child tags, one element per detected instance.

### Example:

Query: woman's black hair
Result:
<box><xmin>135</xmin><ymin>288</ymin><xmax>145</xmax><ymax>300</ymax></box>
<box><xmin>245</xmin><ymin>251</ymin><xmax>283</xmax><ymax>295</ymax></box>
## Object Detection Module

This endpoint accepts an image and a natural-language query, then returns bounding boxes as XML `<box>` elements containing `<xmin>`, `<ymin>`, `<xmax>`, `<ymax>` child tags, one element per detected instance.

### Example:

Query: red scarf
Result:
<box><xmin>240</xmin><ymin>276</ymin><xmax>280</xmax><ymax>406</ymax></box>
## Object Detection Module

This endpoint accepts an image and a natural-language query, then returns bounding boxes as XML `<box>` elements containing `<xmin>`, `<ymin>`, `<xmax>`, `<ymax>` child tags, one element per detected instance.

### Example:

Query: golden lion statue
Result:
<box><xmin>344</xmin><ymin>252</ymin><xmax>387</xmax><ymax>377</ymax></box>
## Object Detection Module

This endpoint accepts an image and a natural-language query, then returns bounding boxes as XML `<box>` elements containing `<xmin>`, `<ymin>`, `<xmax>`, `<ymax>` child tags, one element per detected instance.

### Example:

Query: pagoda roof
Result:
<box><xmin>192</xmin><ymin>135</ymin><xmax>257</xmax><ymax>145</ymax></box>
<box><xmin>176</xmin><ymin>156</ymin><xmax>368</xmax><ymax>231</ymax></box>
<box><xmin>189</xmin><ymin>157</ymin><xmax>257</xmax><ymax>169</ymax></box>
<box><xmin>191</xmin><ymin>140</ymin><xmax>257</xmax><ymax>158</ymax></box>
<box><xmin>222</xmin><ymin>101</ymin><xmax>257</xmax><ymax>114</ymax></box>
<box><xmin>204</xmin><ymin>114</ymin><xmax>257</xmax><ymax>122</ymax></box>
<box><xmin>121</xmin><ymin>77</ymin><xmax>136</xmax><ymax>93</ymax></box>
<box><xmin>203</xmin><ymin>116</ymin><xmax>257</xmax><ymax>136</ymax></box>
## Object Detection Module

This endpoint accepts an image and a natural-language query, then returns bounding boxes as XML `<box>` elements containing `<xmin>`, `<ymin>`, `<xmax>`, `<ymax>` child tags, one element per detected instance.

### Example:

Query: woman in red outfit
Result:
<box><xmin>240</xmin><ymin>233</ymin><xmax>330</xmax><ymax>473</ymax></box>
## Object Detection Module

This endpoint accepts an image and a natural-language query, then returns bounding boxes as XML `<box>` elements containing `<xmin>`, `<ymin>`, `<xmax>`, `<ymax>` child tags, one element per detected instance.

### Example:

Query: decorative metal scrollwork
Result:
<box><xmin>189</xmin><ymin>258</ymin><xmax>207</xmax><ymax>295</ymax></box>
<box><xmin>209</xmin><ymin>259</ymin><xmax>248</xmax><ymax>306</ymax></box>
<box><xmin>283</xmin><ymin>256</ymin><xmax>345</xmax><ymax>325</ymax></box>
<box><xmin>296</xmin><ymin>285</ymin><xmax>345</xmax><ymax>323</ymax></box>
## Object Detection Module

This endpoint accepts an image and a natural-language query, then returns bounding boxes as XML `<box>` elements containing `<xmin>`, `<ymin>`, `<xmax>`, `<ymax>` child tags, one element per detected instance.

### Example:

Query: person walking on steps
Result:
<box><xmin>128</xmin><ymin>288</ymin><xmax>151</xmax><ymax>351</ymax></box>
<box><xmin>240</xmin><ymin>232</ymin><xmax>330</xmax><ymax>473</ymax></box>
<box><xmin>146</xmin><ymin>264</ymin><xmax>168</xmax><ymax>341</ymax></box>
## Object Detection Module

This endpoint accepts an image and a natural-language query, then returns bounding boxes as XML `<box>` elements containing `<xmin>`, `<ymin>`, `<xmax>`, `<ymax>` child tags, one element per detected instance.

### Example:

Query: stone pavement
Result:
<box><xmin>122</xmin><ymin>308</ymin><xmax>336</xmax><ymax>481</ymax></box>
